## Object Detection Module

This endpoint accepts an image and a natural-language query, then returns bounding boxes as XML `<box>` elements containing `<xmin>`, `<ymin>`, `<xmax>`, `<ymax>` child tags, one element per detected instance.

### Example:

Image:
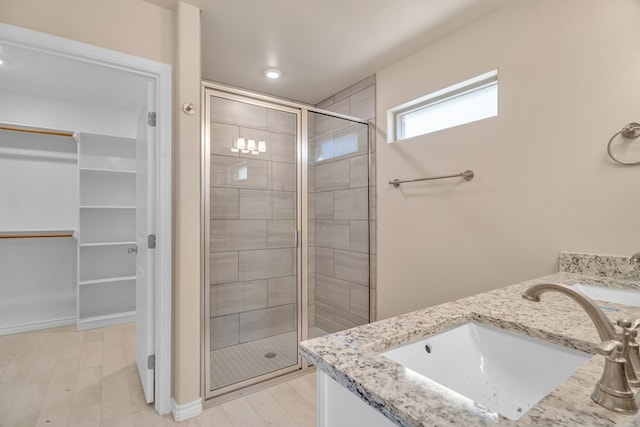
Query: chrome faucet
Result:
<box><xmin>522</xmin><ymin>283</ymin><xmax>640</xmax><ymax>413</ymax></box>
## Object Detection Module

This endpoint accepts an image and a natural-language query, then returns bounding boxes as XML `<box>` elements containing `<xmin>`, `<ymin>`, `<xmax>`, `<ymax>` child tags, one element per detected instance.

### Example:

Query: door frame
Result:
<box><xmin>0</xmin><ymin>23</ymin><xmax>173</xmax><ymax>415</ymax></box>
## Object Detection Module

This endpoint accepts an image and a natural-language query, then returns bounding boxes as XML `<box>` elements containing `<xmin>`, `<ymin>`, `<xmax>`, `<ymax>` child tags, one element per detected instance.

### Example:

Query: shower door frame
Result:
<box><xmin>202</xmin><ymin>87</ymin><xmax>305</xmax><ymax>399</ymax></box>
<box><xmin>201</xmin><ymin>81</ymin><xmax>371</xmax><ymax>401</ymax></box>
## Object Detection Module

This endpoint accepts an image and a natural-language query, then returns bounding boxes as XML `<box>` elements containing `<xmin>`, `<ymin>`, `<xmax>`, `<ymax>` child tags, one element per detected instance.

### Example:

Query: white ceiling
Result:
<box><xmin>0</xmin><ymin>1</ymin><xmax>512</xmax><ymax>112</ymax></box>
<box><xmin>147</xmin><ymin>0</ymin><xmax>512</xmax><ymax>105</ymax></box>
<box><xmin>0</xmin><ymin>42</ymin><xmax>150</xmax><ymax>112</ymax></box>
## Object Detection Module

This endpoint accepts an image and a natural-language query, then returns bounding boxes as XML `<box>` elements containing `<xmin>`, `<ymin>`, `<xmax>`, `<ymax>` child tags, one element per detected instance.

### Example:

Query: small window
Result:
<box><xmin>390</xmin><ymin>69</ymin><xmax>498</xmax><ymax>141</ymax></box>
<box><xmin>314</xmin><ymin>128</ymin><xmax>360</xmax><ymax>162</ymax></box>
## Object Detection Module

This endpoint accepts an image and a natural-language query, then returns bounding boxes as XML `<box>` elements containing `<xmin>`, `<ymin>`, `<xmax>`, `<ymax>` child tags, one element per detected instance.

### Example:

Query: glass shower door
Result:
<box><xmin>307</xmin><ymin>111</ymin><xmax>370</xmax><ymax>340</ymax></box>
<box><xmin>204</xmin><ymin>92</ymin><xmax>301</xmax><ymax>397</ymax></box>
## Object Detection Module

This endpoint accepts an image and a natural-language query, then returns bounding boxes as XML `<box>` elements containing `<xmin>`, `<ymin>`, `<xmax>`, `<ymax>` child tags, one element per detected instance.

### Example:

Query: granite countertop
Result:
<box><xmin>300</xmin><ymin>272</ymin><xmax>640</xmax><ymax>426</ymax></box>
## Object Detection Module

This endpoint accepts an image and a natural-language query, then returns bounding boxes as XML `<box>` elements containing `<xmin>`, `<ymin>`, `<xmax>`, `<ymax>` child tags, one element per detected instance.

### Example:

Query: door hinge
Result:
<box><xmin>148</xmin><ymin>234</ymin><xmax>156</xmax><ymax>249</ymax></box>
<box><xmin>147</xmin><ymin>354</ymin><xmax>155</xmax><ymax>370</ymax></box>
<box><xmin>148</xmin><ymin>112</ymin><xmax>157</xmax><ymax>127</ymax></box>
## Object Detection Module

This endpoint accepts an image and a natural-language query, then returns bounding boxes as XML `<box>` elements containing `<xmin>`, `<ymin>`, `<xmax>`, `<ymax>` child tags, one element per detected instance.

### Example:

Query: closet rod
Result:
<box><xmin>0</xmin><ymin>234</ymin><xmax>74</xmax><ymax>239</ymax></box>
<box><xmin>0</xmin><ymin>125</ymin><xmax>75</xmax><ymax>138</ymax></box>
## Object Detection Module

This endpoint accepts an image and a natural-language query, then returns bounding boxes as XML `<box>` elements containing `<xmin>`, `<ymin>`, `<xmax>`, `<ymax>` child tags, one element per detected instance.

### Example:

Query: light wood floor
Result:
<box><xmin>0</xmin><ymin>323</ymin><xmax>317</xmax><ymax>426</ymax></box>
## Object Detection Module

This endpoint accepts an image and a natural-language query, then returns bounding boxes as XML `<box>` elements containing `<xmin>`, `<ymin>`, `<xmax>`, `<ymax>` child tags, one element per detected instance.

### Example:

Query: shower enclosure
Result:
<box><xmin>202</xmin><ymin>84</ymin><xmax>371</xmax><ymax>398</ymax></box>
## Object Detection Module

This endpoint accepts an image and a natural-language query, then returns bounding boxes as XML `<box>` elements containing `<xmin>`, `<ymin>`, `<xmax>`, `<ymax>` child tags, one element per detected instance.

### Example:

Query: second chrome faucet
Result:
<box><xmin>523</xmin><ymin>283</ymin><xmax>640</xmax><ymax>414</ymax></box>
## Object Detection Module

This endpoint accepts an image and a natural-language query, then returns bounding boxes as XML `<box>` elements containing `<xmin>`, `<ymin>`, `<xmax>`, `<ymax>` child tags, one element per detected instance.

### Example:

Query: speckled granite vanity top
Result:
<box><xmin>300</xmin><ymin>271</ymin><xmax>640</xmax><ymax>426</ymax></box>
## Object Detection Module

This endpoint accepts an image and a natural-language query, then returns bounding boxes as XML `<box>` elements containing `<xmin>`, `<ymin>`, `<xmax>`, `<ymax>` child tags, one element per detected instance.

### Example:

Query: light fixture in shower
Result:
<box><xmin>231</xmin><ymin>137</ymin><xmax>267</xmax><ymax>155</ymax></box>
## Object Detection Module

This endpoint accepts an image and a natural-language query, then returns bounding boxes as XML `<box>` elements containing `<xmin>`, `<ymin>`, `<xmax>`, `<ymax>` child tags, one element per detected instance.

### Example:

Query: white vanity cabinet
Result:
<box><xmin>318</xmin><ymin>371</ymin><xmax>396</xmax><ymax>427</ymax></box>
<box><xmin>76</xmin><ymin>132</ymin><xmax>137</xmax><ymax>330</ymax></box>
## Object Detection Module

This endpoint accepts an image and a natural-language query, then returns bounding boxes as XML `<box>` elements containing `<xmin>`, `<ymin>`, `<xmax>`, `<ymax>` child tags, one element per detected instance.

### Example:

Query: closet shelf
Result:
<box><xmin>79</xmin><ymin>275</ymin><xmax>136</xmax><ymax>286</ymax></box>
<box><xmin>0</xmin><ymin>147</ymin><xmax>77</xmax><ymax>161</ymax></box>
<box><xmin>79</xmin><ymin>241</ymin><xmax>136</xmax><ymax>247</ymax></box>
<box><xmin>0</xmin><ymin>229</ymin><xmax>75</xmax><ymax>239</ymax></box>
<box><xmin>79</xmin><ymin>167</ymin><xmax>136</xmax><ymax>174</ymax></box>
<box><xmin>79</xmin><ymin>205</ymin><xmax>136</xmax><ymax>210</ymax></box>
<box><xmin>0</xmin><ymin>123</ymin><xmax>75</xmax><ymax>138</ymax></box>
<box><xmin>0</xmin><ymin>229</ymin><xmax>75</xmax><ymax>234</ymax></box>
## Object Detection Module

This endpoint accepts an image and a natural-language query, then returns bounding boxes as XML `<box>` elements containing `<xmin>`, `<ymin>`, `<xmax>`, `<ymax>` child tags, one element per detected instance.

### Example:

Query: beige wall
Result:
<box><xmin>0</xmin><ymin>0</ymin><xmax>173</xmax><ymax>64</ymax></box>
<box><xmin>376</xmin><ymin>0</ymin><xmax>640</xmax><ymax>319</ymax></box>
<box><xmin>172</xmin><ymin>1</ymin><xmax>201</xmax><ymax>408</ymax></box>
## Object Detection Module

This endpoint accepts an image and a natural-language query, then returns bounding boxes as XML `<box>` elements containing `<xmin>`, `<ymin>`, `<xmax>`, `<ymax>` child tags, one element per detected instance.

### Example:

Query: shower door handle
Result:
<box><xmin>294</xmin><ymin>230</ymin><xmax>299</xmax><ymax>248</ymax></box>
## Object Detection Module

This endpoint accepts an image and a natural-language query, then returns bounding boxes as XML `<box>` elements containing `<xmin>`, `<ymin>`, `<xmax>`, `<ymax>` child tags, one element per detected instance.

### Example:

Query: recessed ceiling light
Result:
<box><xmin>265</xmin><ymin>68</ymin><xmax>282</xmax><ymax>79</ymax></box>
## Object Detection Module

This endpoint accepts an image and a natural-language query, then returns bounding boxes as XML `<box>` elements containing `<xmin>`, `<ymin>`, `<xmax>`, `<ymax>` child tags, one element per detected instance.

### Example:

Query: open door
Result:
<box><xmin>135</xmin><ymin>82</ymin><xmax>157</xmax><ymax>404</ymax></box>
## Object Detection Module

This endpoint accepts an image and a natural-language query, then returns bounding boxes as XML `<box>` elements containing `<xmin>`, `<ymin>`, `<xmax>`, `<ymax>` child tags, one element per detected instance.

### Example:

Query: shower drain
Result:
<box><xmin>264</xmin><ymin>352</ymin><xmax>277</xmax><ymax>359</ymax></box>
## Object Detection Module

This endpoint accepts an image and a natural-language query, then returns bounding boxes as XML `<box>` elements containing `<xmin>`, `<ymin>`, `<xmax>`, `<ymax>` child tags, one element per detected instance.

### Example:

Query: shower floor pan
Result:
<box><xmin>211</xmin><ymin>326</ymin><xmax>328</xmax><ymax>390</ymax></box>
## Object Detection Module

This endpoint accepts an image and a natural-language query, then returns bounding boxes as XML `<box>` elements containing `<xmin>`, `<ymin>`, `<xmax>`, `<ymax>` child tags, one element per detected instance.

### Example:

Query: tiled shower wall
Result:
<box><xmin>310</xmin><ymin>76</ymin><xmax>376</xmax><ymax>333</ymax></box>
<box><xmin>209</xmin><ymin>97</ymin><xmax>298</xmax><ymax>350</ymax></box>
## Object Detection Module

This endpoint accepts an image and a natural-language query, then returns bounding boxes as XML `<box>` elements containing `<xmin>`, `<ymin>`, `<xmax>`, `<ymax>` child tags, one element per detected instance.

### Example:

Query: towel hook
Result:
<box><xmin>607</xmin><ymin>123</ymin><xmax>640</xmax><ymax>166</ymax></box>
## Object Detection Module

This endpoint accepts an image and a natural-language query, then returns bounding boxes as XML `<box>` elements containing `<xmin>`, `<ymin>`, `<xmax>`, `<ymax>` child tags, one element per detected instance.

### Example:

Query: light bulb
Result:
<box><xmin>265</xmin><ymin>69</ymin><xmax>282</xmax><ymax>79</ymax></box>
<box><xmin>230</xmin><ymin>137</ymin><xmax>239</xmax><ymax>153</ymax></box>
<box><xmin>258</xmin><ymin>140</ymin><xmax>266</xmax><ymax>152</ymax></box>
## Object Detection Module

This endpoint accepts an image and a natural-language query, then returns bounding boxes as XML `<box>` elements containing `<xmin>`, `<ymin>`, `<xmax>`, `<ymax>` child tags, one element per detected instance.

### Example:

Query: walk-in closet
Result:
<box><xmin>1</xmin><ymin>126</ymin><xmax>145</xmax><ymax>331</ymax></box>
<box><xmin>0</xmin><ymin>43</ymin><xmax>149</xmax><ymax>334</ymax></box>
<box><xmin>0</xmin><ymin>23</ymin><xmax>172</xmax><ymax>410</ymax></box>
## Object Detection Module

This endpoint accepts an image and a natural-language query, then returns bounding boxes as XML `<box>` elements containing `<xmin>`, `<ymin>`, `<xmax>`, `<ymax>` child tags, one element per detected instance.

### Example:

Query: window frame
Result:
<box><xmin>390</xmin><ymin>69</ymin><xmax>498</xmax><ymax>142</ymax></box>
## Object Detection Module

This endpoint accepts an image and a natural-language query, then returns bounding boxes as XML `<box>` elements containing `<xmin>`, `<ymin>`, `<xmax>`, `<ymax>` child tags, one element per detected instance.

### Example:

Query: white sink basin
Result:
<box><xmin>382</xmin><ymin>322</ymin><xmax>590</xmax><ymax>421</ymax></box>
<box><xmin>571</xmin><ymin>283</ymin><xmax>640</xmax><ymax>308</ymax></box>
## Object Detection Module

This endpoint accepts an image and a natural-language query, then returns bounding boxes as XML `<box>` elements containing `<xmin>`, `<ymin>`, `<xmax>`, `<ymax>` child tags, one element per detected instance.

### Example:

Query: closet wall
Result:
<box><xmin>0</xmin><ymin>91</ymin><xmax>138</xmax><ymax>334</ymax></box>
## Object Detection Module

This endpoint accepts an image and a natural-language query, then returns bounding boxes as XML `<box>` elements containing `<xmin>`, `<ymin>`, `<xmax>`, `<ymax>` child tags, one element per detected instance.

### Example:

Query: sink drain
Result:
<box><xmin>264</xmin><ymin>352</ymin><xmax>277</xmax><ymax>359</ymax></box>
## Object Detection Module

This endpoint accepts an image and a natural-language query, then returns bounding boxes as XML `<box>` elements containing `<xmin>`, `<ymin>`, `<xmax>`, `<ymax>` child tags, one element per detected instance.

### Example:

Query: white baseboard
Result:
<box><xmin>0</xmin><ymin>316</ymin><xmax>76</xmax><ymax>336</ymax></box>
<box><xmin>76</xmin><ymin>311</ymin><xmax>135</xmax><ymax>331</ymax></box>
<box><xmin>171</xmin><ymin>397</ymin><xmax>203</xmax><ymax>422</ymax></box>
